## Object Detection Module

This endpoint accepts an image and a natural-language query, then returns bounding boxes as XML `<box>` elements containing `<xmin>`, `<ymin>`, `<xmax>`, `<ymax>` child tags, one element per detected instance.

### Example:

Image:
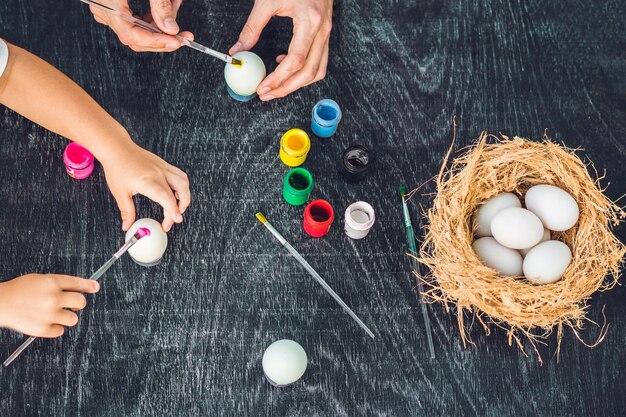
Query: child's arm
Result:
<box><xmin>0</xmin><ymin>274</ymin><xmax>99</xmax><ymax>337</ymax></box>
<box><xmin>0</xmin><ymin>40</ymin><xmax>190</xmax><ymax>232</ymax></box>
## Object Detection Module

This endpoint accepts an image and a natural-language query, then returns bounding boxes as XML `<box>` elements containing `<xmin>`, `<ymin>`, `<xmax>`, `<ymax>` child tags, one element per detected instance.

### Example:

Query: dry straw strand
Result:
<box><xmin>418</xmin><ymin>132</ymin><xmax>625</xmax><ymax>357</ymax></box>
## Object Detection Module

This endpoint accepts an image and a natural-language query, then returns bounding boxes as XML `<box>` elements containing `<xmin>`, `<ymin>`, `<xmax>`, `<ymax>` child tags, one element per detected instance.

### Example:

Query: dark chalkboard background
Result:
<box><xmin>1</xmin><ymin>1</ymin><xmax>625</xmax><ymax>416</ymax></box>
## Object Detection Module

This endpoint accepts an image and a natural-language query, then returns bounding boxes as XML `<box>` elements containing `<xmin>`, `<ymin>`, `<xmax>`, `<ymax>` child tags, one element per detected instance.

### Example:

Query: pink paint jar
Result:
<box><xmin>63</xmin><ymin>142</ymin><xmax>95</xmax><ymax>180</ymax></box>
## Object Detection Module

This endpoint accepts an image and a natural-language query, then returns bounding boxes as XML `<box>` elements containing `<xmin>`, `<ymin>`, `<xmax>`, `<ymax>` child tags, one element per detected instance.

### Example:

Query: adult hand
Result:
<box><xmin>89</xmin><ymin>0</ymin><xmax>194</xmax><ymax>52</ymax></box>
<box><xmin>101</xmin><ymin>142</ymin><xmax>191</xmax><ymax>233</ymax></box>
<box><xmin>229</xmin><ymin>0</ymin><xmax>333</xmax><ymax>101</ymax></box>
<box><xmin>0</xmin><ymin>274</ymin><xmax>100</xmax><ymax>337</ymax></box>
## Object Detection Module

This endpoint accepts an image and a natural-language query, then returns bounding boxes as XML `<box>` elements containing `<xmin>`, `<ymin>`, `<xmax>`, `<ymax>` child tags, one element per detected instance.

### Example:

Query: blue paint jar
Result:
<box><xmin>311</xmin><ymin>99</ymin><xmax>342</xmax><ymax>138</ymax></box>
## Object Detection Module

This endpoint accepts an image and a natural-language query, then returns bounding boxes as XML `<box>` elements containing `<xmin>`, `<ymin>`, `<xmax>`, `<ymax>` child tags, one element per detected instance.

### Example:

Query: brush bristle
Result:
<box><xmin>135</xmin><ymin>227</ymin><xmax>151</xmax><ymax>238</ymax></box>
<box><xmin>399</xmin><ymin>186</ymin><xmax>407</xmax><ymax>197</ymax></box>
<box><xmin>255</xmin><ymin>212</ymin><xmax>267</xmax><ymax>223</ymax></box>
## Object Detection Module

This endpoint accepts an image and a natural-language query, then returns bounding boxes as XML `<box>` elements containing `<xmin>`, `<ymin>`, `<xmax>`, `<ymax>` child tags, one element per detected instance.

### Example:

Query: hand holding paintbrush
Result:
<box><xmin>1</xmin><ymin>227</ymin><xmax>150</xmax><ymax>367</ymax></box>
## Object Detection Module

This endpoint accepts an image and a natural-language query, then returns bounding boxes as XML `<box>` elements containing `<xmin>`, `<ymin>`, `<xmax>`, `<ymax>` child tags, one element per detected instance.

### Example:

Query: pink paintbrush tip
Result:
<box><xmin>135</xmin><ymin>227</ymin><xmax>151</xmax><ymax>239</ymax></box>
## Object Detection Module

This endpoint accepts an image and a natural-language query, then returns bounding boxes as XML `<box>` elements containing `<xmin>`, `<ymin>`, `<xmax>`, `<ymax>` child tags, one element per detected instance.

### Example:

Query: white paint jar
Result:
<box><xmin>344</xmin><ymin>201</ymin><xmax>376</xmax><ymax>239</ymax></box>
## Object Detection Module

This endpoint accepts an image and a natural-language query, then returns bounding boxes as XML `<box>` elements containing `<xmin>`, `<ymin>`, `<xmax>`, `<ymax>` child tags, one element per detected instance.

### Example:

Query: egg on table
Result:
<box><xmin>519</xmin><ymin>228</ymin><xmax>551</xmax><ymax>256</ymax></box>
<box><xmin>262</xmin><ymin>339</ymin><xmax>308</xmax><ymax>387</ymax></box>
<box><xmin>125</xmin><ymin>218</ymin><xmax>168</xmax><ymax>267</ymax></box>
<box><xmin>224</xmin><ymin>51</ymin><xmax>266</xmax><ymax>102</ymax></box>
<box><xmin>524</xmin><ymin>184</ymin><xmax>579</xmax><ymax>231</ymax></box>
<box><xmin>490</xmin><ymin>207</ymin><xmax>544</xmax><ymax>250</ymax></box>
<box><xmin>523</xmin><ymin>240</ymin><xmax>572</xmax><ymax>284</ymax></box>
<box><xmin>472</xmin><ymin>237</ymin><xmax>523</xmax><ymax>276</ymax></box>
<box><xmin>472</xmin><ymin>192</ymin><xmax>522</xmax><ymax>237</ymax></box>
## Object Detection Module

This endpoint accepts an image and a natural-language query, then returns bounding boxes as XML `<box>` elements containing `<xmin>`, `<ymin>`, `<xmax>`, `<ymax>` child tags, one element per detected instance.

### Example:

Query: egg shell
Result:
<box><xmin>472</xmin><ymin>237</ymin><xmax>523</xmax><ymax>276</ymax></box>
<box><xmin>125</xmin><ymin>218</ymin><xmax>168</xmax><ymax>266</ymax></box>
<box><xmin>524</xmin><ymin>184</ymin><xmax>579</xmax><ymax>231</ymax></box>
<box><xmin>490</xmin><ymin>207</ymin><xmax>544</xmax><ymax>249</ymax></box>
<box><xmin>472</xmin><ymin>192</ymin><xmax>522</xmax><ymax>237</ymax></box>
<box><xmin>262</xmin><ymin>339</ymin><xmax>308</xmax><ymax>387</ymax></box>
<box><xmin>519</xmin><ymin>228</ymin><xmax>551</xmax><ymax>256</ymax></box>
<box><xmin>224</xmin><ymin>51</ymin><xmax>266</xmax><ymax>97</ymax></box>
<box><xmin>523</xmin><ymin>240</ymin><xmax>572</xmax><ymax>284</ymax></box>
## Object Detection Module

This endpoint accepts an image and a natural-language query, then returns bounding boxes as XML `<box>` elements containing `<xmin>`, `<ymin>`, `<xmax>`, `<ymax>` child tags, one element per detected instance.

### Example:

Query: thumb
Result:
<box><xmin>114</xmin><ymin>192</ymin><xmax>136</xmax><ymax>231</ymax></box>
<box><xmin>149</xmin><ymin>0</ymin><xmax>180</xmax><ymax>34</ymax></box>
<box><xmin>230</xmin><ymin>4</ymin><xmax>273</xmax><ymax>54</ymax></box>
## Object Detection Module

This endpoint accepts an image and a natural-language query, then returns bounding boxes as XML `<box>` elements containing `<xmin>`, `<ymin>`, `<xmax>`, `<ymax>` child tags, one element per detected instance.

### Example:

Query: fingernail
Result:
<box><xmin>231</xmin><ymin>42</ymin><xmax>243</xmax><ymax>52</ymax></box>
<box><xmin>181</xmin><ymin>207</ymin><xmax>186</xmax><ymax>214</ymax></box>
<box><xmin>122</xmin><ymin>220</ymin><xmax>130</xmax><ymax>231</ymax></box>
<box><xmin>166</xmin><ymin>41</ymin><xmax>178</xmax><ymax>49</ymax></box>
<box><xmin>165</xmin><ymin>18</ymin><xmax>178</xmax><ymax>29</ymax></box>
<box><xmin>175</xmin><ymin>213</ymin><xmax>183</xmax><ymax>222</ymax></box>
<box><xmin>258</xmin><ymin>86</ymin><xmax>271</xmax><ymax>95</ymax></box>
<box><xmin>93</xmin><ymin>282</ymin><xmax>100</xmax><ymax>292</ymax></box>
<box><xmin>260</xmin><ymin>95</ymin><xmax>275</xmax><ymax>101</ymax></box>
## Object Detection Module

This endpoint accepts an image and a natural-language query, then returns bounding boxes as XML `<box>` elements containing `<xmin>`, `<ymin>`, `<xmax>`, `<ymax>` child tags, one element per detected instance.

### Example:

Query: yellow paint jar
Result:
<box><xmin>279</xmin><ymin>128</ymin><xmax>311</xmax><ymax>167</ymax></box>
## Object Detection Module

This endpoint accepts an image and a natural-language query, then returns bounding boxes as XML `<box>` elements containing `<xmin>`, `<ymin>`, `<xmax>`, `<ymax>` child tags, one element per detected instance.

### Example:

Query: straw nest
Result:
<box><xmin>418</xmin><ymin>131</ymin><xmax>625</xmax><ymax>359</ymax></box>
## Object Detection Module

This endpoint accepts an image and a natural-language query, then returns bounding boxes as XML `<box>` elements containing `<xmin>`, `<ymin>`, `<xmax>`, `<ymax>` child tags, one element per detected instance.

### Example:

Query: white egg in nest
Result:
<box><xmin>125</xmin><ymin>218</ymin><xmax>168</xmax><ymax>267</ymax></box>
<box><xmin>472</xmin><ymin>192</ymin><xmax>522</xmax><ymax>237</ymax></box>
<box><xmin>472</xmin><ymin>237</ymin><xmax>523</xmax><ymax>276</ymax></box>
<box><xmin>224</xmin><ymin>51</ymin><xmax>266</xmax><ymax>102</ymax></box>
<box><xmin>523</xmin><ymin>240</ymin><xmax>572</xmax><ymax>284</ymax></box>
<box><xmin>262</xmin><ymin>339</ymin><xmax>308</xmax><ymax>387</ymax></box>
<box><xmin>490</xmin><ymin>207</ymin><xmax>544</xmax><ymax>250</ymax></box>
<box><xmin>524</xmin><ymin>184</ymin><xmax>579</xmax><ymax>231</ymax></box>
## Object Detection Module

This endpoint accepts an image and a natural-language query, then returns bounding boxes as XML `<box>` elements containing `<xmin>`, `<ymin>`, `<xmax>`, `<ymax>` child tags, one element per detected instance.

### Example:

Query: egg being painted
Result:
<box><xmin>224</xmin><ymin>51</ymin><xmax>266</xmax><ymax>102</ymax></box>
<box><xmin>125</xmin><ymin>218</ymin><xmax>168</xmax><ymax>267</ymax></box>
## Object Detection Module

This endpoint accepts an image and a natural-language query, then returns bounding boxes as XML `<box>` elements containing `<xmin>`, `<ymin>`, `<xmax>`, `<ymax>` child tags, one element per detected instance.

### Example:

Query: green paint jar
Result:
<box><xmin>283</xmin><ymin>168</ymin><xmax>314</xmax><ymax>206</ymax></box>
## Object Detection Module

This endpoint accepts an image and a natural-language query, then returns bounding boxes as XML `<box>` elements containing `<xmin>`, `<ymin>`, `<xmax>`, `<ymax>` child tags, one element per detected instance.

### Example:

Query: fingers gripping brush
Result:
<box><xmin>400</xmin><ymin>186</ymin><xmax>436</xmax><ymax>359</ymax></box>
<box><xmin>2</xmin><ymin>228</ymin><xmax>151</xmax><ymax>367</ymax></box>
<box><xmin>256</xmin><ymin>213</ymin><xmax>375</xmax><ymax>338</ymax></box>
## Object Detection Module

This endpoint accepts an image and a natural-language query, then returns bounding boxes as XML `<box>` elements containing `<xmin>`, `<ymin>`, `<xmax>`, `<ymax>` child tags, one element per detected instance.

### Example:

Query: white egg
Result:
<box><xmin>523</xmin><ymin>240</ymin><xmax>572</xmax><ymax>284</ymax></box>
<box><xmin>125</xmin><ymin>218</ymin><xmax>168</xmax><ymax>267</ymax></box>
<box><xmin>472</xmin><ymin>237</ymin><xmax>523</xmax><ymax>276</ymax></box>
<box><xmin>519</xmin><ymin>228</ymin><xmax>551</xmax><ymax>256</ymax></box>
<box><xmin>262</xmin><ymin>340</ymin><xmax>308</xmax><ymax>387</ymax></box>
<box><xmin>472</xmin><ymin>192</ymin><xmax>522</xmax><ymax>237</ymax></box>
<box><xmin>224</xmin><ymin>51</ymin><xmax>266</xmax><ymax>98</ymax></box>
<box><xmin>524</xmin><ymin>184</ymin><xmax>579</xmax><ymax>231</ymax></box>
<box><xmin>491</xmin><ymin>207</ymin><xmax>544</xmax><ymax>249</ymax></box>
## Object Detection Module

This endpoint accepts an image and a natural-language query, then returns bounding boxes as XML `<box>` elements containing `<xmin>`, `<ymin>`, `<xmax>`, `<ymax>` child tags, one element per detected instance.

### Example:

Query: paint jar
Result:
<box><xmin>283</xmin><ymin>168</ymin><xmax>314</xmax><ymax>206</ymax></box>
<box><xmin>63</xmin><ymin>142</ymin><xmax>95</xmax><ymax>180</ymax></box>
<box><xmin>340</xmin><ymin>144</ymin><xmax>371</xmax><ymax>182</ymax></box>
<box><xmin>279</xmin><ymin>128</ymin><xmax>311</xmax><ymax>167</ymax></box>
<box><xmin>311</xmin><ymin>99</ymin><xmax>342</xmax><ymax>138</ymax></box>
<box><xmin>344</xmin><ymin>201</ymin><xmax>376</xmax><ymax>239</ymax></box>
<box><xmin>303</xmin><ymin>199</ymin><xmax>334</xmax><ymax>238</ymax></box>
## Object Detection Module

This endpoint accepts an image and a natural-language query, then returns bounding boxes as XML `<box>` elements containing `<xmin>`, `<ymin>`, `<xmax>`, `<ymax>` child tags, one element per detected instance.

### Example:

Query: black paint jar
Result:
<box><xmin>340</xmin><ymin>144</ymin><xmax>372</xmax><ymax>182</ymax></box>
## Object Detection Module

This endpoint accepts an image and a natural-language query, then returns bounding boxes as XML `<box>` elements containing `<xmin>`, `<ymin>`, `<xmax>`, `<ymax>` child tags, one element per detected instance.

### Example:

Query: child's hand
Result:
<box><xmin>0</xmin><ymin>274</ymin><xmax>100</xmax><ymax>337</ymax></box>
<box><xmin>101</xmin><ymin>143</ymin><xmax>191</xmax><ymax>232</ymax></box>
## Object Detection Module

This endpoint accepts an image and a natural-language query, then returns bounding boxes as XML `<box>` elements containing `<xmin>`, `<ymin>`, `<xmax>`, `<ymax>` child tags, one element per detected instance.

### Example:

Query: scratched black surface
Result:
<box><xmin>1</xmin><ymin>1</ymin><xmax>626</xmax><ymax>416</ymax></box>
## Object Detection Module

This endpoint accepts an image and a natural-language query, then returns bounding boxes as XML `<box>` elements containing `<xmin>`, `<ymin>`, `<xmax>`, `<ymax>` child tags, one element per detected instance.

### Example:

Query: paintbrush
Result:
<box><xmin>80</xmin><ymin>0</ymin><xmax>242</xmax><ymax>66</ymax></box>
<box><xmin>256</xmin><ymin>212</ymin><xmax>375</xmax><ymax>339</ymax></box>
<box><xmin>2</xmin><ymin>227</ymin><xmax>151</xmax><ymax>367</ymax></box>
<box><xmin>400</xmin><ymin>186</ymin><xmax>436</xmax><ymax>359</ymax></box>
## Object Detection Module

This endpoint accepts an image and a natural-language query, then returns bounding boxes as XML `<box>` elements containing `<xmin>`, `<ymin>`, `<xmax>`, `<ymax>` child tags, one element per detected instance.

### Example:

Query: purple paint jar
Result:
<box><xmin>63</xmin><ymin>142</ymin><xmax>95</xmax><ymax>180</ymax></box>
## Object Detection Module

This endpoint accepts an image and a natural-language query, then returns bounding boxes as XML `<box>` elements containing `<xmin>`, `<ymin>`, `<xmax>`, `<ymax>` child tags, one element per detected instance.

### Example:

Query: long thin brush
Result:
<box><xmin>256</xmin><ymin>212</ymin><xmax>375</xmax><ymax>339</ymax></box>
<box><xmin>2</xmin><ymin>228</ymin><xmax>151</xmax><ymax>367</ymax></box>
<box><xmin>80</xmin><ymin>0</ymin><xmax>242</xmax><ymax>66</ymax></box>
<box><xmin>400</xmin><ymin>186</ymin><xmax>436</xmax><ymax>359</ymax></box>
